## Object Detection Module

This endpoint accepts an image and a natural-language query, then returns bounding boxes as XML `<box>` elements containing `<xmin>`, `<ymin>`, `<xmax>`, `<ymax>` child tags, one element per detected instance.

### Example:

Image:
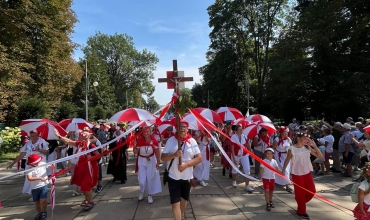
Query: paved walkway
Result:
<box><xmin>0</xmin><ymin>150</ymin><xmax>357</xmax><ymax>220</ymax></box>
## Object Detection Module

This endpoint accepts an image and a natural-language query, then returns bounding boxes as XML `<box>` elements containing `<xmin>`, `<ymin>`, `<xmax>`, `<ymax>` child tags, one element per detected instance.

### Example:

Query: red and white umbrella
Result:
<box><xmin>180</xmin><ymin>113</ymin><xmax>214</xmax><ymax>131</ymax></box>
<box><xmin>20</xmin><ymin>119</ymin><xmax>67</xmax><ymax>140</ymax></box>
<box><xmin>232</xmin><ymin>118</ymin><xmax>250</xmax><ymax>129</ymax></box>
<box><xmin>58</xmin><ymin>118</ymin><xmax>93</xmax><ymax>132</ymax></box>
<box><xmin>245</xmin><ymin>114</ymin><xmax>272</xmax><ymax>123</ymax></box>
<box><xmin>158</xmin><ymin>120</ymin><xmax>176</xmax><ymax>135</ymax></box>
<box><xmin>50</xmin><ymin>164</ymin><xmax>56</xmax><ymax>218</ymax></box>
<box><xmin>108</xmin><ymin>108</ymin><xmax>156</xmax><ymax>124</ymax></box>
<box><xmin>215</xmin><ymin>107</ymin><xmax>243</xmax><ymax>121</ymax></box>
<box><xmin>193</xmin><ymin>108</ymin><xmax>223</xmax><ymax>124</ymax></box>
<box><xmin>364</xmin><ymin>125</ymin><xmax>370</xmax><ymax>133</ymax></box>
<box><xmin>242</xmin><ymin>122</ymin><xmax>276</xmax><ymax>139</ymax></box>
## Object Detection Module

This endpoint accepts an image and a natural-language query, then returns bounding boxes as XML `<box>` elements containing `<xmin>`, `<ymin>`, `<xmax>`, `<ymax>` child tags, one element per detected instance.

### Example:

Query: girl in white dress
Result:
<box><xmin>193</xmin><ymin>130</ymin><xmax>210</xmax><ymax>187</ymax></box>
<box><xmin>272</xmin><ymin>126</ymin><xmax>293</xmax><ymax>192</ymax></box>
<box><xmin>134</xmin><ymin>127</ymin><xmax>162</xmax><ymax>204</ymax></box>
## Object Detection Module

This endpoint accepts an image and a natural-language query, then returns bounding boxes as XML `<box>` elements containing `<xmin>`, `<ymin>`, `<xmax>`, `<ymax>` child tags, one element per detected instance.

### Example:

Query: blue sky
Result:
<box><xmin>72</xmin><ymin>0</ymin><xmax>214</xmax><ymax>106</ymax></box>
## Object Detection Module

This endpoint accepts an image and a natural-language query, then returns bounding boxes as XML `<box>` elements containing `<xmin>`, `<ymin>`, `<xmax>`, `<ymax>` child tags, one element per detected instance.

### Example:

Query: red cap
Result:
<box><xmin>27</xmin><ymin>154</ymin><xmax>42</xmax><ymax>166</ymax></box>
<box><xmin>179</xmin><ymin>120</ymin><xmax>189</xmax><ymax>128</ymax></box>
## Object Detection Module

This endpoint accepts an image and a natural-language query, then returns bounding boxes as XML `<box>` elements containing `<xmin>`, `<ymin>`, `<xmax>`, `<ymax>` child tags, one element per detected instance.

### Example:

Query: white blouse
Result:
<box><xmin>287</xmin><ymin>145</ymin><xmax>313</xmax><ymax>175</ymax></box>
<box><xmin>274</xmin><ymin>137</ymin><xmax>292</xmax><ymax>152</ymax></box>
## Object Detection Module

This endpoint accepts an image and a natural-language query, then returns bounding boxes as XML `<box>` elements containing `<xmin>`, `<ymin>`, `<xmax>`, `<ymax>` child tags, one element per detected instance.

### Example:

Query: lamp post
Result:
<box><xmin>236</xmin><ymin>64</ymin><xmax>250</xmax><ymax>114</ymax></box>
<box><xmin>85</xmin><ymin>60</ymin><xmax>99</xmax><ymax>121</ymax></box>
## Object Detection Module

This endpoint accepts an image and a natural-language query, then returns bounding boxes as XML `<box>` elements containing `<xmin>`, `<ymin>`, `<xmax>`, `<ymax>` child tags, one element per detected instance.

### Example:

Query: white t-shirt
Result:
<box><xmin>287</xmin><ymin>145</ymin><xmax>313</xmax><ymax>175</ymax></box>
<box><xmin>27</xmin><ymin>162</ymin><xmax>48</xmax><ymax>190</ymax></box>
<box><xmin>260</xmin><ymin>158</ymin><xmax>279</xmax><ymax>179</ymax></box>
<box><xmin>359</xmin><ymin>182</ymin><xmax>370</xmax><ymax>205</ymax></box>
<box><xmin>319</xmin><ymin>135</ymin><xmax>334</xmax><ymax>153</ymax></box>
<box><xmin>20</xmin><ymin>138</ymin><xmax>49</xmax><ymax>162</ymax></box>
<box><xmin>231</xmin><ymin>134</ymin><xmax>249</xmax><ymax>157</ymax></box>
<box><xmin>162</xmin><ymin>136</ymin><xmax>200</xmax><ymax>180</ymax></box>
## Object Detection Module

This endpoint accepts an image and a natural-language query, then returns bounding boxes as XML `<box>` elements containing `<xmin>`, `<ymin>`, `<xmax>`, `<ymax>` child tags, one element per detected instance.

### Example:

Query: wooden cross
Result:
<box><xmin>158</xmin><ymin>60</ymin><xmax>193</xmax><ymax>165</ymax></box>
<box><xmin>158</xmin><ymin>60</ymin><xmax>193</xmax><ymax>92</ymax></box>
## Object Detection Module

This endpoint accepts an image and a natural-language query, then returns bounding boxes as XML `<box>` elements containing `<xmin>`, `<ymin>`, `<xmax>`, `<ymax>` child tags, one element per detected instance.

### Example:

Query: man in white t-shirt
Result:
<box><xmin>161</xmin><ymin>120</ymin><xmax>202</xmax><ymax>220</ymax></box>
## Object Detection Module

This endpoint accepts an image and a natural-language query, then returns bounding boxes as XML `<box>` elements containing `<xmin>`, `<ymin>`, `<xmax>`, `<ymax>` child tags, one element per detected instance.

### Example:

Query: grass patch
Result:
<box><xmin>0</xmin><ymin>152</ymin><xmax>18</xmax><ymax>163</ymax></box>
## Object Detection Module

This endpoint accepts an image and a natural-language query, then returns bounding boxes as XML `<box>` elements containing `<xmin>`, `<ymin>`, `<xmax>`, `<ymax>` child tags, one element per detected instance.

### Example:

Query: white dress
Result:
<box><xmin>193</xmin><ymin>135</ymin><xmax>210</xmax><ymax>181</ymax></box>
<box><xmin>137</xmin><ymin>141</ymin><xmax>162</xmax><ymax>195</ymax></box>
<box><xmin>274</xmin><ymin>137</ymin><xmax>292</xmax><ymax>185</ymax></box>
<box><xmin>20</xmin><ymin>138</ymin><xmax>49</xmax><ymax>194</ymax></box>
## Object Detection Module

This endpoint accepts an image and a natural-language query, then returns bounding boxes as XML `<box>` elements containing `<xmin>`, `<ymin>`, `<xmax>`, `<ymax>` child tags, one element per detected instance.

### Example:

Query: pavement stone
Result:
<box><xmin>0</xmin><ymin>151</ymin><xmax>359</xmax><ymax>219</ymax></box>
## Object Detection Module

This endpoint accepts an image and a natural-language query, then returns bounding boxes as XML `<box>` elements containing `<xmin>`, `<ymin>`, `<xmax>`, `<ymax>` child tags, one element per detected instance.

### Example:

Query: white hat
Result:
<box><xmin>343</xmin><ymin>123</ymin><xmax>351</xmax><ymax>130</ymax></box>
<box><xmin>335</xmin><ymin>122</ymin><xmax>343</xmax><ymax>126</ymax></box>
<box><xmin>264</xmin><ymin>147</ymin><xmax>274</xmax><ymax>153</ymax></box>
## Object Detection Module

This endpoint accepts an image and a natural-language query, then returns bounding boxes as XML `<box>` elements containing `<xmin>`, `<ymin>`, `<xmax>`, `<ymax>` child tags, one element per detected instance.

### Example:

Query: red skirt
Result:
<box><xmin>71</xmin><ymin>157</ymin><xmax>98</xmax><ymax>192</ymax></box>
<box><xmin>221</xmin><ymin>145</ymin><xmax>231</xmax><ymax>168</ymax></box>
<box><xmin>353</xmin><ymin>202</ymin><xmax>370</xmax><ymax>220</ymax></box>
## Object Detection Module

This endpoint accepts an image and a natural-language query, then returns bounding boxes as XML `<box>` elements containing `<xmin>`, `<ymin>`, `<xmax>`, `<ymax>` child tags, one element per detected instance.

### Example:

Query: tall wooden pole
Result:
<box><xmin>173</xmin><ymin>60</ymin><xmax>182</xmax><ymax>165</ymax></box>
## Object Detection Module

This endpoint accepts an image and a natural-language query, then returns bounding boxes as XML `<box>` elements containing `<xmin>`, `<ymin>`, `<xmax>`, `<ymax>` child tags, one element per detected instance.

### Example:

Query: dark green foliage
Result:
<box><xmin>17</xmin><ymin>97</ymin><xmax>49</xmax><ymax>121</ymax></box>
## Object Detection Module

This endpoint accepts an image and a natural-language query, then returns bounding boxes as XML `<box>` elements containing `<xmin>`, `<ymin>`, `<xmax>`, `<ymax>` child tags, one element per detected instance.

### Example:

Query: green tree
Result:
<box><xmin>79</xmin><ymin>32</ymin><xmax>159</xmax><ymax>111</ymax></box>
<box><xmin>146</xmin><ymin>96</ymin><xmax>160</xmax><ymax>113</ymax></box>
<box><xmin>17</xmin><ymin>97</ymin><xmax>49</xmax><ymax>122</ymax></box>
<box><xmin>0</xmin><ymin>0</ymin><xmax>83</xmax><ymax>123</ymax></box>
<box><xmin>54</xmin><ymin>101</ymin><xmax>78</xmax><ymax>122</ymax></box>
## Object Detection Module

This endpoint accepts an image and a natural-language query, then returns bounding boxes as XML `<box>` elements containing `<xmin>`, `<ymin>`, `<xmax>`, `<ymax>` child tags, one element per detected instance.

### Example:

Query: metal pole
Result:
<box><xmin>247</xmin><ymin>63</ymin><xmax>250</xmax><ymax>111</ymax></box>
<box><xmin>85</xmin><ymin>60</ymin><xmax>88</xmax><ymax>120</ymax></box>
<box><xmin>126</xmin><ymin>90</ymin><xmax>128</xmax><ymax>108</ymax></box>
<box><xmin>207</xmin><ymin>89</ymin><xmax>209</xmax><ymax>109</ymax></box>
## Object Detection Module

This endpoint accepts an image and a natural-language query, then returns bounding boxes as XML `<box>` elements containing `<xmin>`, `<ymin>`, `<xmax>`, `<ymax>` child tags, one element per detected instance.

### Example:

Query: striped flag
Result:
<box><xmin>50</xmin><ymin>165</ymin><xmax>56</xmax><ymax>218</ymax></box>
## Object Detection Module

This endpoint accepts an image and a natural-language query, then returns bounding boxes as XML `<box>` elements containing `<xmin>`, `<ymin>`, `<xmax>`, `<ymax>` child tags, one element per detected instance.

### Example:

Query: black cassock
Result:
<box><xmin>107</xmin><ymin>137</ymin><xmax>128</xmax><ymax>183</ymax></box>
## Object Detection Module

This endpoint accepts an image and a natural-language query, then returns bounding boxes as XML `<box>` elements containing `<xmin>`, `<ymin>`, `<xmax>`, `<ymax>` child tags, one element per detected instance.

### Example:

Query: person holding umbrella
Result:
<box><xmin>54</xmin><ymin>129</ymin><xmax>99</xmax><ymax>211</ymax></box>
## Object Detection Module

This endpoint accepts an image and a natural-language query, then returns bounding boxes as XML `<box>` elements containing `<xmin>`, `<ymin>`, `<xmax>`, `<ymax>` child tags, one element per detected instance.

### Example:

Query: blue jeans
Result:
<box><xmin>31</xmin><ymin>185</ymin><xmax>48</xmax><ymax>202</ymax></box>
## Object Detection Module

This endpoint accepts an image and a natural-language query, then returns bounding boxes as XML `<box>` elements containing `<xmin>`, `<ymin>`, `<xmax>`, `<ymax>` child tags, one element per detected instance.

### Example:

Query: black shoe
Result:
<box><xmin>330</xmin><ymin>167</ymin><xmax>335</xmax><ymax>171</ymax></box>
<box><xmin>95</xmin><ymin>185</ymin><xmax>102</xmax><ymax>193</ymax></box>
<box><xmin>34</xmin><ymin>213</ymin><xmax>41</xmax><ymax>220</ymax></box>
<box><xmin>40</xmin><ymin>211</ymin><xmax>47</xmax><ymax>220</ymax></box>
<box><xmin>269</xmin><ymin>201</ymin><xmax>275</xmax><ymax>208</ymax></box>
<box><xmin>299</xmin><ymin>214</ymin><xmax>309</xmax><ymax>219</ymax></box>
<box><xmin>229</xmin><ymin>173</ymin><xmax>232</xmax><ymax>178</ymax></box>
<box><xmin>332</xmin><ymin>169</ymin><xmax>341</xmax><ymax>173</ymax></box>
<box><xmin>266</xmin><ymin>203</ymin><xmax>271</xmax><ymax>211</ymax></box>
<box><xmin>222</xmin><ymin>167</ymin><xmax>225</xmax><ymax>176</ymax></box>
<box><xmin>121</xmin><ymin>180</ymin><xmax>126</xmax><ymax>184</ymax></box>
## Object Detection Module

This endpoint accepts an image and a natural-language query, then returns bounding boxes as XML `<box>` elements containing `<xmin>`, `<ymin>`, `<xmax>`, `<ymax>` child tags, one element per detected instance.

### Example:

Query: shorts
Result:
<box><xmin>31</xmin><ymin>185</ymin><xmax>48</xmax><ymax>202</ymax></box>
<box><xmin>325</xmin><ymin>152</ymin><xmax>331</xmax><ymax>161</ymax></box>
<box><xmin>210</xmin><ymin>146</ymin><xmax>216</xmax><ymax>154</ymax></box>
<box><xmin>21</xmin><ymin>159</ymin><xmax>26</xmax><ymax>169</ymax></box>
<box><xmin>262</xmin><ymin>178</ymin><xmax>275</xmax><ymax>191</ymax></box>
<box><xmin>343</xmin><ymin>152</ymin><xmax>354</xmax><ymax>164</ymax></box>
<box><xmin>168</xmin><ymin>177</ymin><xmax>191</xmax><ymax>204</ymax></box>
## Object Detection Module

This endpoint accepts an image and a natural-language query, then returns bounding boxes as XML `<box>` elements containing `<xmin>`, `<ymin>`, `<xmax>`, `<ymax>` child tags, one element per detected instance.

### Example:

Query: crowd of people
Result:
<box><xmin>5</xmin><ymin>115</ymin><xmax>370</xmax><ymax>220</ymax></box>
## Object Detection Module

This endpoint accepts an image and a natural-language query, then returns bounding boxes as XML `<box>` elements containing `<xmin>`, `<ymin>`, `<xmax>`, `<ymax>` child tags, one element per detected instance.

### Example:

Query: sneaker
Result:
<box><xmin>210</xmin><ymin>163</ymin><xmax>214</xmax><ymax>168</ymax></box>
<box><xmin>95</xmin><ymin>185</ymin><xmax>102</xmax><ymax>193</ymax></box>
<box><xmin>232</xmin><ymin>181</ymin><xmax>237</xmax><ymax>187</ymax></box>
<box><xmin>269</xmin><ymin>201</ymin><xmax>275</xmax><ymax>208</ymax></box>
<box><xmin>138</xmin><ymin>191</ymin><xmax>144</xmax><ymax>201</ymax></box>
<box><xmin>298</xmin><ymin>214</ymin><xmax>310</xmax><ymax>219</ymax></box>
<box><xmin>245</xmin><ymin>185</ymin><xmax>254</xmax><ymax>192</ymax></box>
<box><xmin>28</xmin><ymin>197</ymin><xmax>33</xmax><ymax>202</ymax></box>
<box><xmin>148</xmin><ymin>195</ymin><xmax>153</xmax><ymax>204</ymax></box>
<box><xmin>40</xmin><ymin>211</ymin><xmax>47</xmax><ymax>220</ymax></box>
<box><xmin>34</xmin><ymin>213</ymin><xmax>41</xmax><ymax>220</ymax></box>
<box><xmin>285</xmin><ymin>185</ymin><xmax>293</xmax><ymax>192</ymax></box>
<box><xmin>200</xmin><ymin>181</ymin><xmax>207</xmax><ymax>187</ymax></box>
<box><xmin>266</xmin><ymin>203</ymin><xmax>271</xmax><ymax>211</ymax></box>
<box><xmin>254</xmin><ymin>174</ymin><xmax>259</xmax><ymax>179</ymax></box>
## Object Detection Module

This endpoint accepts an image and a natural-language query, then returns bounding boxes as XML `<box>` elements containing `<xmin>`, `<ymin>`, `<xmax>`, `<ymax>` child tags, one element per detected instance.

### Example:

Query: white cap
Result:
<box><xmin>264</xmin><ymin>147</ymin><xmax>274</xmax><ymax>153</ymax></box>
<box><xmin>343</xmin><ymin>123</ymin><xmax>351</xmax><ymax>130</ymax></box>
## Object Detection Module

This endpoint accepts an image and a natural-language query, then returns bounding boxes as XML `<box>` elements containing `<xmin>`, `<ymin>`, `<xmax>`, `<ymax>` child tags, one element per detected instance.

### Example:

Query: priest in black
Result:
<box><xmin>107</xmin><ymin>127</ymin><xmax>128</xmax><ymax>184</ymax></box>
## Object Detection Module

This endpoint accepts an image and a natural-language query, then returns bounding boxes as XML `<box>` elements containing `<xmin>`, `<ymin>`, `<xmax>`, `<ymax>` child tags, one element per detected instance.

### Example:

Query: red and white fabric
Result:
<box><xmin>128</xmin><ymin>116</ymin><xmax>162</xmax><ymax>127</ymax></box>
<box><xmin>58</xmin><ymin>118</ymin><xmax>93</xmax><ymax>132</ymax></box>
<box><xmin>232</xmin><ymin>118</ymin><xmax>250</xmax><ymax>128</ymax></box>
<box><xmin>108</xmin><ymin>108</ymin><xmax>156</xmax><ymax>124</ymax></box>
<box><xmin>179</xmin><ymin>113</ymin><xmax>214</xmax><ymax>131</ymax></box>
<box><xmin>50</xmin><ymin>165</ymin><xmax>56</xmax><ymax>217</ymax></box>
<box><xmin>245</xmin><ymin>114</ymin><xmax>272</xmax><ymax>123</ymax></box>
<box><xmin>242</xmin><ymin>122</ymin><xmax>276</xmax><ymax>139</ymax></box>
<box><xmin>215</xmin><ymin>107</ymin><xmax>243</xmax><ymax>121</ymax></box>
<box><xmin>20</xmin><ymin>119</ymin><xmax>67</xmax><ymax>140</ymax></box>
<box><xmin>193</xmin><ymin>108</ymin><xmax>223</xmax><ymax>124</ymax></box>
<box><xmin>158</xmin><ymin>120</ymin><xmax>176</xmax><ymax>135</ymax></box>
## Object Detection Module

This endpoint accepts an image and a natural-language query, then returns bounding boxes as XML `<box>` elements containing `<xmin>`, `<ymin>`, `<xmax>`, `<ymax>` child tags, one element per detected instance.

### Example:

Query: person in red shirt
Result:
<box><xmin>54</xmin><ymin>129</ymin><xmax>99</xmax><ymax>211</ymax></box>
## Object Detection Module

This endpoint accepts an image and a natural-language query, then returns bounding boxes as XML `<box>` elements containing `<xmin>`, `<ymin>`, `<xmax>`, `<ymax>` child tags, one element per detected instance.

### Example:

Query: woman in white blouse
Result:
<box><xmin>230</xmin><ymin>124</ymin><xmax>254</xmax><ymax>192</ymax></box>
<box><xmin>282</xmin><ymin>132</ymin><xmax>322</xmax><ymax>219</ymax></box>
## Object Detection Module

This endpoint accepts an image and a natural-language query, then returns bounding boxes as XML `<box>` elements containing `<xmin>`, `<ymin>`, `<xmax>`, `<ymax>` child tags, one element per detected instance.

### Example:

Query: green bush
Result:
<box><xmin>17</xmin><ymin>97</ymin><xmax>49</xmax><ymax>120</ymax></box>
<box><xmin>0</xmin><ymin>127</ymin><xmax>21</xmax><ymax>154</ymax></box>
<box><xmin>54</xmin><ymin>101</ymin><xmax>78</xmax><ymax>121</ymax></box>
<box><xmin>94</xmin><ymin>106</ymin><xmax>106</xmax><ymax>121</ymax></box>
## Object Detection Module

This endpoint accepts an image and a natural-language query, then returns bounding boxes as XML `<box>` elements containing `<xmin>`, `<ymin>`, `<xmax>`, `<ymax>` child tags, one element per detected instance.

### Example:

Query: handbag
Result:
<box><xmin>163</xmin><ymin>158</ymin><xmax>175</xmax><ymax>185</ymax></box>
